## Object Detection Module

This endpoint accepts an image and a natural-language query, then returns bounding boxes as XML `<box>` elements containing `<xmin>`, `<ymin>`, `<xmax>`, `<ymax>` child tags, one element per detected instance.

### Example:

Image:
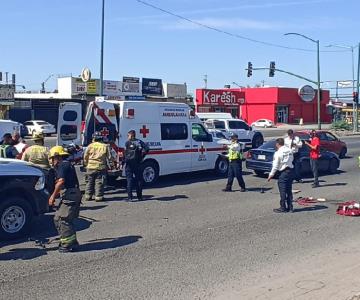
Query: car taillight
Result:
<box><xmin>118</xmin><ymin>147</ymin><xmax>125</xmax><ymax>158</ymax></box>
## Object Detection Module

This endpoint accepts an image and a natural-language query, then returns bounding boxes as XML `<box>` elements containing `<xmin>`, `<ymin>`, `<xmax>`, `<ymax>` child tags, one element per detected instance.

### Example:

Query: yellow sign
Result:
<box><xmin>87</xmin><ymin>80</ymin><xmax>98</xmax><ymax>95</ymax></box>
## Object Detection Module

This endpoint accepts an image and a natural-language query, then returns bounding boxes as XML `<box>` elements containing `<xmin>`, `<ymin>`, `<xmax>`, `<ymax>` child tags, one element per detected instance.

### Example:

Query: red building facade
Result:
<box><xmin>195</xmin><ymin>87</ymin><xmax>331</xmax><ymax>124</ymax></box>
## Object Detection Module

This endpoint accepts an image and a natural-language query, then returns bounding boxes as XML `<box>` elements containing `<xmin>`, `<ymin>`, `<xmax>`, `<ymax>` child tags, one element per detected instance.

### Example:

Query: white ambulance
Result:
<box><xmin>57</xmin><ymin>101</ymin><xmax>229</xmax><ymax>185</ymax></box>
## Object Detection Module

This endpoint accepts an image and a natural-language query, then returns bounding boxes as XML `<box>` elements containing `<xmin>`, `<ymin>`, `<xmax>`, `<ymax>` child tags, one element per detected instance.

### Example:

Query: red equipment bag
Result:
<box><xmin>336</xmin><ymin>201</ymin><xmax>360</xmax><ymax>216</ymax></box>
<box><xmin>296</xmin><ymin>197</ymin><xmax>318</xmax><ymax>206</ymax></box>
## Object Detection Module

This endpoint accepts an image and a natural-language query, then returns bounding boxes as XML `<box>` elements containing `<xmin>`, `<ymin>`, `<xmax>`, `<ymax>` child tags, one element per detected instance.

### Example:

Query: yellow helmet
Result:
<box><xmin>31</xmin><ymin>132</ymin><xmax>44</xmax><ymax>141</ymax></box>
<box><xmin>49</xmin><ymin>146</ymin><xmax>68</xmax><ymax>158</ymax></box>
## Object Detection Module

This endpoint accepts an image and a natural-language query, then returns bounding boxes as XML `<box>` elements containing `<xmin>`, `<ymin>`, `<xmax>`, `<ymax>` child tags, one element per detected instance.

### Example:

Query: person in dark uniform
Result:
<box><xmin>48</xmin><ymin>146</ymin><xmax>81</xmax><ymax>253</ymax></box>
<box><xmin>222</xmin><ymin>134</ymin><xmax>246</xmax><ymax>192</ymax></box>
<box><xmin>268</xmin><ymin>138</ymin><xmax>295</xmax><ymax>213</ymax></box>
<box><xmin>124</xmin><ymin>130</ymin><xmax>149</xmax><ymax>202</ymax></box>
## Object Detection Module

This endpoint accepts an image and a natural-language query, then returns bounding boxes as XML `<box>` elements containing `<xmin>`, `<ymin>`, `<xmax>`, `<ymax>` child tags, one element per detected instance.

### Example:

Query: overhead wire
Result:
<box><xmin>134</xmin><ymin>0</ymin><xmax>349</xmax><ymax>53</ymax></box>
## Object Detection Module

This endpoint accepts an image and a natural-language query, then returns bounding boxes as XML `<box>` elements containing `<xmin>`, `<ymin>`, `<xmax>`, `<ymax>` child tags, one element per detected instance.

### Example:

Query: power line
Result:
<box><xmin>134</xmin><ymin>0</ymin><xmax>348</xmax><ymax>53</ymax></box>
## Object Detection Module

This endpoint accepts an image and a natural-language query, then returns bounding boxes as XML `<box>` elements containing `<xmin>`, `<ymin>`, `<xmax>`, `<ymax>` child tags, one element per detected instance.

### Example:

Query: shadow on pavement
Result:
<box><xmin>80</xmin><ymin>204</ymin><xmax>108</xmax><ymax>211</ymax></box>
<box><xmin>316</xmin><ymin>182</ymin><xmax>347</xmax><ymax>188</ymax></box>
<box><xmin>0</xmin><ymin>247</ymin><xmax>48</xmax><ymax>261</ymax></box>
<box><xmin>78</xmin><ymin>235</ymin><xmax>142</xmax><ymax>252</ymax></box>
<box><xmin>142</xmin><ymin>194</ymin><xmax>189</xmax><ymax>202</ymax></box>
<box><xmin>293</xmin><ymin>205</ymin><xmax>328</xmax><ymax>213</ymax></box>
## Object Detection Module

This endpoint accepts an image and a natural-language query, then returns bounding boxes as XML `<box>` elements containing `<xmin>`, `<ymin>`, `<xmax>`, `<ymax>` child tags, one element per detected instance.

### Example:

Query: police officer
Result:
<box><xmin>0</xmin><ymin>133</ymin><xmax>18</xmax><ymax>158</ymax></box>
<box><xmin>48</xmin><ymin>146</ymin><xmax>81</xmax><ymax>253</ymax></box>
<box><xmin>222</xmin><ymin>134</ymin><xmax>246</xmax><ymax>192</ymax></box>
<box><xmin>284</xmin><ymin>129</ymin><xmax>303</xmax><ymax>183</ymax></box>
<box><xmin>83</xmin><ymin>132</ymin><xmax>113</xmax><ymax>202</ymax></box>
<box><xmin>124</xmin><ymin>130</ymin><xmax>149</xmax><ymax>202</ymax></box>
<box><xmin>268</xmin><ymin>138</ymin><xmax>295</xmax><ymax>213</ymax></box>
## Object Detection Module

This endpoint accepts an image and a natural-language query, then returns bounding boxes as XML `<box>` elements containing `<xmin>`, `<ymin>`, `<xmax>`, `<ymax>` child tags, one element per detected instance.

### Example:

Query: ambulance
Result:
<box><xmin>57</xmin><ymin>100</ymin><xmax>229</xmax><ymax>185</ymax></box>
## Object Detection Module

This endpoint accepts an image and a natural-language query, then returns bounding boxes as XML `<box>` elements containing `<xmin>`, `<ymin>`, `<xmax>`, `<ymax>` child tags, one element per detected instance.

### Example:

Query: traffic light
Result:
<box><xmin>247</xmin><ymin>62</ymin><xmax>253</xmax><ymax>77</ymax></box>
<box><xmin>353</xmin><ymin>92</ymin><xmax>359</xmax><ymax>103</ymax></box>
<box><xmin>269</xmin><ymin>61</ymin><xmax>275</xmax><ymax>77</ymax></box>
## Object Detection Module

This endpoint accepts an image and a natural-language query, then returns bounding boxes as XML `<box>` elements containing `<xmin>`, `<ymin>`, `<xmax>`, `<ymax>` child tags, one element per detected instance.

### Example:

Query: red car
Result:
<box><xmin>295</xmin><ymin>130</ymin><xmax>347</xmax><ymax>158</ymax></box>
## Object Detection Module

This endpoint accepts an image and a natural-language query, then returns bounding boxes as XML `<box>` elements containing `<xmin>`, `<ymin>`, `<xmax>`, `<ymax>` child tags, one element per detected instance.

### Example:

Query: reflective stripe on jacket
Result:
<box><xmin>0</xmin><ymin>145</ymin><xmax>9</xmax><ymax>158</ymax></box>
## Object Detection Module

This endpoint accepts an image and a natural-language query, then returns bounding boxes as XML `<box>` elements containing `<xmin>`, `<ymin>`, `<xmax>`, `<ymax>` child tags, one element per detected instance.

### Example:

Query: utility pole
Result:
<box><xmin>356</xmin><ymin>42</ymin><xmax>360</xmax><ymax>132</ymax></box>
<box><xmin>316</xmin><ymin>39</ymin><xmax>321</xmax><ymax>130</ymax></box>
<box><xmin>99</xmin><ymin>0</ymin><xmax>105</xmax><ymax>96</ymax></box>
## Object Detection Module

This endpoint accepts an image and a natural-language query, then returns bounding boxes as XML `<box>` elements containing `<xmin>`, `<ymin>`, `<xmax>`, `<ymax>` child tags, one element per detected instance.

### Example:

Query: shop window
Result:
<box><xmin>228</xmin><ymin>120</ymin><xmax>249</xmax><ymax>130</ymax></box>
<box><xmin>161</xmin><ymin>123</ymin><xmax>188</xmax><ymax>140</ymax></box>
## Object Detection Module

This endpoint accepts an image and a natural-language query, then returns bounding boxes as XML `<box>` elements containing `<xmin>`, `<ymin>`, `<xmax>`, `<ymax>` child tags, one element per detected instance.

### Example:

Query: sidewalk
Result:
<box><xmin>274</xmin><ymin>123</ymin><xmax>332</xmax><ymax>130</ymax></box>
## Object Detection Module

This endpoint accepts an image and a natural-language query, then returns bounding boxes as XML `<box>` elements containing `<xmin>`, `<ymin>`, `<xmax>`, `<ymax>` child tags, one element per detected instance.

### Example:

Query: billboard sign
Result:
<box><xmin>122</xmin><ymin>76</ymin><xmax>140</xmax><ymax>93</ymax></box>
<box><xmin>142</xmin><ymin>78</ymin><xmax>163</xmax><ymax>96</ymax></box>
<box><xmin>164</xmin><ymin>83</ymin><xmax>187</xmax><ymax>98</ymax></box>
<box><xmin>104</xmin><ymin>80</ymin><xmax>122</xmax><ymax>96</ymax></box>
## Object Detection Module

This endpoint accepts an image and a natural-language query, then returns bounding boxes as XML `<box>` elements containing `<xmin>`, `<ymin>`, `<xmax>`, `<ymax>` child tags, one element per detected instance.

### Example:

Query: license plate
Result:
<box><xmin>258</xmin><ymin>155</ymin><xmax>266</xmax><ymax>160</ymax></box>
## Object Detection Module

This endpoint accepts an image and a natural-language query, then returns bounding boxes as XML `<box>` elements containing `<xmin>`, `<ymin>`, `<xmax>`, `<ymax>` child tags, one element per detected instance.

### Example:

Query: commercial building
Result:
<box><xmin>195</xmin><ymin>86</ymin><xmax>332</xmax><ymax>124</ymax></box>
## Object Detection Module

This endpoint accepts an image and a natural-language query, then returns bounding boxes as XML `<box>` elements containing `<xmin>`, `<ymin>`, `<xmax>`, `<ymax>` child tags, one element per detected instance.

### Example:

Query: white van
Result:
<box><xmin>196</xmin><ymin>112</ymin><xmax>264</xmax><ymax>148</ymax></box>
<box><xmin>0</xmin><ymin>120</ymin><xmax>21</xmax><ymax>142</ymax></box>
<box><xmin>57</xmin><ymin>101</ymin><xmax>229</xmax><ymax>184</ymax></box>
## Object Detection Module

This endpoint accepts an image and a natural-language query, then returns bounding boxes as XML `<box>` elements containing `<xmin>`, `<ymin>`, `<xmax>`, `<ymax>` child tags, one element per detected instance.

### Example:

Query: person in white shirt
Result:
<box><xmin>268</xmin><ymin>138</ymin><xmax>295</xmax><ymax>213</ymax></box>
<box><xmin>284</xmin><ymin>129</ymin><xmax>303</xmax><ymax>183</ymax></box>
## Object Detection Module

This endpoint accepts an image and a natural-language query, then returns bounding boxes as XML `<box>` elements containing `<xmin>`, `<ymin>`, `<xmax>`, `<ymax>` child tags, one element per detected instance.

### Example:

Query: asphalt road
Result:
<box><xmin>1</xmin><ymin>136</ymin><xmax>360</xmax><ymax>300</ymax></box>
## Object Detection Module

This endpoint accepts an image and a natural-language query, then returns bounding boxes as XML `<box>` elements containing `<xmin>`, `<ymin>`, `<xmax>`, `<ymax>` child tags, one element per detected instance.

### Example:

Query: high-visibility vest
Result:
<box><xmin>0</xmin><ymin>145</ymin><xmax>10</xmax><ymax>158</ymax></box>
<box><xmin>228</xmin><ymin>143</ymin><xmax>242</xmax><ymax>161</ymax></box>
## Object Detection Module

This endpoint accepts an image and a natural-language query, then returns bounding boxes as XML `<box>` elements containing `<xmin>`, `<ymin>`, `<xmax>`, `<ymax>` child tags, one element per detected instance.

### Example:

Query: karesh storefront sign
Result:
<box><xmin>198</xmin><ymin>89</ymin><xmax>245</xmax><ymax>106</ymax></box>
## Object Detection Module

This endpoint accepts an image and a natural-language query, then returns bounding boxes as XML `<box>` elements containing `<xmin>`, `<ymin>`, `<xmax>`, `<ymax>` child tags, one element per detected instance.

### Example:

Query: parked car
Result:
<box><xmin>251</xmin><ymin>119</ymin><xmax>274</xmax><ymax>128</ymax></box>
<box><xmin>0</xmin><ymin>158</ymin><xmax>49</xmax><ymax>240</ymax></box>
<box><xmin>24</xmin><ymin>120</ymin><xmax>56</xmax><ymax>136</ymax></box>
<box><xmin>294</xmin><ymin>130</ymin><xmax>347</xmax><ymax>158</ymax></box>
<box><xmin>0</xmin><ymin>120</ymin><xmax>21</xmax><ymax>142</ymax></box>
<box><xmin>246</xmin><ymin>139</ymin><xmax>340</xmax><ymax>176</ymax></box>
<box><xmin>203</xmin><ymin>118</ymin><xmax>264</xmax><ymax>148</ymax></box>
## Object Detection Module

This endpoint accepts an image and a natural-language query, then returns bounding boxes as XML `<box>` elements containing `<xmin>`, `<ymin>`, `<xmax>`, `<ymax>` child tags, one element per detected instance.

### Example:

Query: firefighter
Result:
<box><xmin>48</xmin><ymin>146</ymin><xmax>81</xmax><ymax>253</ymax></box>
<box><xmin>222</xmin><ymin>134</ymin><xmax>246</xmax><ymax>192</ymax></box>
<box><xmin>22</xmin><ymin>132</ymin><xmax>55</xmax><ymax>194</ymax></box>
<box><xmin>83</xmin><ymin>132</ymin><xmax>113</xmax><ymax>202</ymax></box>
<box><xmin>124</xmin><ymin>130</ymin><xmax>149</xmax><ymax>202</ymax></box>
<box><xmin>0</xmin><ymin>133</ymin><xmax>19</xmax><ymax>158</ymax></box>
<box><xmin>268</xmin><ymin>138</ymin><xmax>295</xmax><ymax>213</ymax></box>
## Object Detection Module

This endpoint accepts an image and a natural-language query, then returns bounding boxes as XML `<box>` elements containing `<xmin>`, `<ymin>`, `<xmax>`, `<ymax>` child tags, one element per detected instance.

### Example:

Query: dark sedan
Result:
<box><xmin>245</xmin><ymin>140</ymin><xmax>340</xmax><ymax>176</ymax></box>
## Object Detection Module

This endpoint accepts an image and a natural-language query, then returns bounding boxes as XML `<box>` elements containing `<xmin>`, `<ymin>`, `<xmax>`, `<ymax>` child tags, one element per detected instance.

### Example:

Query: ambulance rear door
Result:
<box><xmin>57</xmin><ymin>102</ymin><xmax>82</xmax><ymax>146</ymax></box>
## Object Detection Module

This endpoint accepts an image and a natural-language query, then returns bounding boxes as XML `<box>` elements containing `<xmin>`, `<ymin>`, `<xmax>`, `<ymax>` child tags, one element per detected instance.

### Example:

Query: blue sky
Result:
<box><xmin>1</xmin><ymin>0</ymin><xmax>359</xmax><ymax>95</ymax></box>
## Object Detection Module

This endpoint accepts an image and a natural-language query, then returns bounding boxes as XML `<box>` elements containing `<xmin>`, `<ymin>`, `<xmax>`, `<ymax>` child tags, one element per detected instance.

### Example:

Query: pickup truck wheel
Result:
<box><xmin>215</xmin><ymin>157</ymin><xmax>229</xmax><ymax>177</ymax></box>
<box><xmin>0</xmin><ymin>197</ymin><xmax>33</xmax><ymax>241</ymax></box>
<box><xmin>141</xmin><ymin>161</ymin><xmax>159</xmax><ymax>186</ymax></box>
<box><xmin>252</xmin><ymin>134</ymin><xmax>264</xmax><ymax>148</ymax></box>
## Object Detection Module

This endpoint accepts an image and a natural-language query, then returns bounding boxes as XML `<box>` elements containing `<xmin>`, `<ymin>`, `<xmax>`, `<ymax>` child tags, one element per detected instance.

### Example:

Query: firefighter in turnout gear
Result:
<box><xmin>22</xmin><ymin>132</ymin><xmax>55</xmax><ymax>194</ymax></box>
<box><xmin>83</xmin><ymin>132</ymin><xmax>113</xmax><ymax>202</ymax></box>
<box><xmin>124</xmin><ymin>130</ymin><xmax>149</xmax><ymax>202</ymax></box>
<box><xmin>49</xmin><ymin>146</ymin><xmax>81</xmax><ymax>253</ymax></box>
<box><xmin>222</xmin><ymin>134</ymin><xmax>246</xmax><ymax>192</ymax></box>
<box><xmin>22</xmin><ymin>132</ymin><xmax>50</xmax><ymax>169</ymax></box>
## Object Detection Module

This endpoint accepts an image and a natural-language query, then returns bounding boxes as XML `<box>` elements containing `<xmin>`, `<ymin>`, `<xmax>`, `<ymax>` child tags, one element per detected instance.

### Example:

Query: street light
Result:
<box><xmin>326</xmin><ymin>44</ymin><xmax>357</xmax><ymax>131</ymax></box>
<box><xmin>99</xmin><ymin>0</ymin><xmax>105</xmax><ymax>96</ymax></box>
<box><xmin>232</xmin><ymin>82</ymin><xmax>244</xmax><ymax>88</ymax></box>
<box><xmin>284</xmin><ymin>32</ymin><xmax>321</xmax><ymax>129</ymax></box>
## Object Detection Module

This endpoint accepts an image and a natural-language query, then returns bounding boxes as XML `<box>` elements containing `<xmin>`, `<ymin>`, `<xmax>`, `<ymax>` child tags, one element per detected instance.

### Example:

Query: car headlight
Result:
<box><xmin>35</xmin><ymin>175</ymin><xmax>45</xmax><ymax>190</ymax></box>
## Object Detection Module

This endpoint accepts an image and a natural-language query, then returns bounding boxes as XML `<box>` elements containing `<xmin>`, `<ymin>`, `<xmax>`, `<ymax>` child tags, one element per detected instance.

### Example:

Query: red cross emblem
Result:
<box><xmin>140</xmin><ymin>125</ymin><xmax>149</xmax><ymax>138</ymax></box>
<box><xmin>100</xmin><ymin>127</ymin><xmax>110</xmax><ymax>137</ymax></box>
<box><xmin>199</xmin><ymin>145</ymin><xmax>206</xmax><ymax>154</ymax></box>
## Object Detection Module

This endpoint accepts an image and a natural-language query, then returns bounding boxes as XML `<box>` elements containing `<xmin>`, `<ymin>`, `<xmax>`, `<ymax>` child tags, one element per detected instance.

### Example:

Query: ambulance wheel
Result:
<box><xmin>215</xmin><ymin>157</ymin><xmax>229</xmax><ymax>177</ymax></box>
<box><xmin>141</xmin><ymin>160</ymin><xmax>159</xmax><ymax>186</ymax></box>
<box><xmin>0</xmin><ymin>196</ymin><xmax>33</xmax><ymax>241</ymax></box>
